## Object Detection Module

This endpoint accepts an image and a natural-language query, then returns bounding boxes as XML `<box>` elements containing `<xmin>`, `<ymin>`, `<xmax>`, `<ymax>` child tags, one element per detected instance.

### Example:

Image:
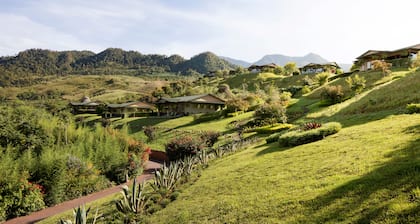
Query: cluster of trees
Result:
<box><xmin>0</xmin><ymin>49</ymin><xmax>237</xmax><ymax>87</ymax></box>
<box><xmin>0</xmin><ymin>105</ymin><xmax>148</xmax><ymax>221</ymax></box>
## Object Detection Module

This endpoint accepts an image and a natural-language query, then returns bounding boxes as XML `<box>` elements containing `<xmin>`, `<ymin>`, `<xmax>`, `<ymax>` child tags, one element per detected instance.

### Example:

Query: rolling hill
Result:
<box><xmin>0</xmin><ymin>48</ymin><xmax>237</xmax><ymax>87</ymax></box>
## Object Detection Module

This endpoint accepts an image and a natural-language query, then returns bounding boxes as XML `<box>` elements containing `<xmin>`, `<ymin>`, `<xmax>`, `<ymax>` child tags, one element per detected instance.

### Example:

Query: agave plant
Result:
<box><xmin>59</xmin><ymin>204</ymin><xmax>101</xmax><ymax>224</ymax></box>
<box><xmin>115</xmin><ymin>177</ymin><xmax>149</xmax><ymax>215</ymax></box>
<box><xmin>197</xmin><ymin>150</ymin><xmax>210</xmax><ymax>167</ymax></box>
<box><xmin>152</xmin><ymin>161</ymin><xmax>183</xmax><ymax>194</ymax></box>
<box><xmin>181</xmin><ymin>156</ymin><xmax>198</xmax><ymax>177</ymax></box>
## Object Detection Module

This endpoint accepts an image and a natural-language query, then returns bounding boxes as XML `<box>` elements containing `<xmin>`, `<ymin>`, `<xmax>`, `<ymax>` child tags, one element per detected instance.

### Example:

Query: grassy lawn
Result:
<box><xmin>34</xmin><ymin>69</ymin><xmax>420</xmax><ymax>223</ymax></box>
<box><xmin>112</xmin><ymin>112</ymin><xmax>255</xmax><ymax>151</ymax></box>
<box><xmin>147</xmin><ymin>114</ymin><xmax>420</xmax><ymax>223</ymax></box>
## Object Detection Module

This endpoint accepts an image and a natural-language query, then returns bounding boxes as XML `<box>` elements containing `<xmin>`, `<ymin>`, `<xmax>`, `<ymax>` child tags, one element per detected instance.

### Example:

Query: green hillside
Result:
<box><xmin>0</xmin><ymin>48</ymin><xmax>237</xmax><ymax>87</ymax></box>
<box><xmin>145</xmin><ymin>70</ymin><xmax>420</xmax><ymax>223</ymax></box>
<box><xmin>12</xmin><ymin>68</ymin><xmax>420</xmax><ymax>223</ymax></box>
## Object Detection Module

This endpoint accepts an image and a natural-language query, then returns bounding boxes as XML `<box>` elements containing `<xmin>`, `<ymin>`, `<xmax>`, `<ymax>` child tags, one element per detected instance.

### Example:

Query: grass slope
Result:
<box><xmin>149</xmin><ymin>114</ymin><xmax>420</xmax><ymax>223</ymax></box>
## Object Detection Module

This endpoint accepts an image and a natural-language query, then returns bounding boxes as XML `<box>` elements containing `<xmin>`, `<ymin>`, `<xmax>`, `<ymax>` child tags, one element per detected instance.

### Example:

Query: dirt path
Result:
<box><xmin>4</xmin><ymin>160</ymin><xmax>162</xmax><ymax>224</ymax></box>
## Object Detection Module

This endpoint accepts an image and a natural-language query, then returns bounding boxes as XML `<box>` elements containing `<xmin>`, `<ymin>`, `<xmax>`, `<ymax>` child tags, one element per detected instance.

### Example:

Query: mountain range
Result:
<box><xmin>221</xmin><ymin>53</ymin><xmax>352</xmax><ymax>72</ymax></box>
<box><xmin>0</xmin><ymin>48</ymin><xmax>352</xmax><ymax>87</ymax></box>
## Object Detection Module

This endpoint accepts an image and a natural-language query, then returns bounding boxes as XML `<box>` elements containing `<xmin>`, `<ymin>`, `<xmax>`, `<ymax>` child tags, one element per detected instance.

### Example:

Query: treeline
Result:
<box><xmin>0</xmin><ymin>48</ymin><xmax>237</xmax><ymax>87</ymax></box>
<box><xmin>0</xmin><ymin>105</ymin><xmax>148</xmax><ymax>221</ymax></box>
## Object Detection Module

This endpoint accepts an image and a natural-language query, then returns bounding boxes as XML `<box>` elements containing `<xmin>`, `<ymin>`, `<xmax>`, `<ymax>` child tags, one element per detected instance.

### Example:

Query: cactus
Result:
<box><xmin>115</xmin><ymin>177</ymin><xmax>149</xmax><ymax>215</ymax></box>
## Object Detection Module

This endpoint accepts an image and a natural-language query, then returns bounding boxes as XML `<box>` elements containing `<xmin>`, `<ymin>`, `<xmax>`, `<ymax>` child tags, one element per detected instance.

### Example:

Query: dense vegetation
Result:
<box><xmin>0</xmin><ymin>105</ymin><xmax>148</xmax><ymax>221</ymax></box>
<box><xmin>0</xmin><ymin>48</ymin><xmax>237</xmax><ymax>87</ymax></box>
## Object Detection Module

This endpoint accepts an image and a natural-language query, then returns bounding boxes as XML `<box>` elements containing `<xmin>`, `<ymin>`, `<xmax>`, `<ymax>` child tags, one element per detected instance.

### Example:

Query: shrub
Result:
<box><xmin>266</xmin><ymin>132</ymin><xmax>282</xmax><ymax>143</ymax></box>
<box><xmin>143</xmin><ymin>126</ymin><xmax>156</xmax><ymax>142</ymax></box>
<box><xmin>0</xmin><ymin>172</ymin><xmax>45</xmax><ymax>221</ymax></box>
<box><xmin>165</xmin><ymin>136</ymin><xmax>204</xmax><ymax>161</ymax></box>
<box><xmin>315</xmin><ymin>72</ymin><xmax>330</xmax><ymax>85</ymax></box>
<box><xmin>372</xmin><ymin>60</ymin><xmax>392</xmax><ymax>76</ymax></box>
<box><xmin>301</xmin><ymin>122</ymin><xmax>322</xmax><ymax>131</ymax></box>
<box><xmin>199</xmin><ymin>131</ymin><xmax>220</xmax><ymax>147</ymax></box>
<box><xmin>406</xmin><ymin>103</ymin><xmax>420</xmax><ymax>114</ymax></box>
<box><xmin>252</xmin><ymin>123</ymin><xmax>294</xmax><ymax>134</ymax></box>
<box><xmin>254</xmin><ymin>103</ymin><xmax>287</xmax><ymax>125</ymax></box>
<box><xmin>279</xmin><ymin>122</ymin><xmax>341</xmax><ymax>146</ymax></box>
<box><xmin>279</xmin><ymin>91</ymin><xmax>292</xmax><ymax>106</ymax></box>
<box><xmin>225</xmin><ymin>98</ymin><xmax>250</xmax><ymax>113</ymax></box>
<box><xmin>301</xmin><ymin>85</ymin><xmax>311</xmax><ymax>94</ymax></box>
<box><xmin>346</xmin><ymin>74</ymin><xmax>366</xmax><ymax>94</ymax></box>
<box><xmin>321</xmin><ymin>85</ymin><xmax>344</xmax><ymax>104</ymax></box>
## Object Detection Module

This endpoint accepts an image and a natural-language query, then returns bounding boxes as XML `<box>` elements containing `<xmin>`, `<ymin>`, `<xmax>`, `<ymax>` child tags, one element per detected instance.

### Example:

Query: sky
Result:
<box><xmin>1</xmin><ymin>0</ymin><xmax>420</xmax><ymax>63</ymax></box>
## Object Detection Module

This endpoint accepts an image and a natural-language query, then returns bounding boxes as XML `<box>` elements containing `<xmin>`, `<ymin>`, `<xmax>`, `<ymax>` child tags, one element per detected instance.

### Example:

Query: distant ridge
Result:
<box><xmin>220</xmin><ymin>53</ymin><xmax>351</xmax><ymax>72</ymax></box>
<box><xmin>220</xmin><ymin>56</ymin><xmax>252</xmax><ymax>68</ymax></box>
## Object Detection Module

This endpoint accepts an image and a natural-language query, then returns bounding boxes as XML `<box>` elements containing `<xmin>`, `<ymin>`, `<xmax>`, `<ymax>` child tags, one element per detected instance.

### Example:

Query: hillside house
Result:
<box><xmin>69</xmin><ymin>96</ymin><xmax>101</xmax><ymax>114</ymax></box>
<box><xmin>248</xmin><ymin>63</ymin><xmax>277</xmax><ymax>73</ymax></box>
<box><xmin>156</xmin><ymin>94</ymin><xmax>225</xmax><ymax>116</ymax></box>
<box><xmin>300</xmin><ymin>62</ymin><xmax>341</xmax><ymax>74</ymax></box>
<box><xmin>355</xmin><ymin>44</ymin><xmax>420</xmax><ymax>71</ymax></box>
<box><xmin>104</xmin><ymin>101</ymin><xmax>155</xmax><ymax>118</ymax></box>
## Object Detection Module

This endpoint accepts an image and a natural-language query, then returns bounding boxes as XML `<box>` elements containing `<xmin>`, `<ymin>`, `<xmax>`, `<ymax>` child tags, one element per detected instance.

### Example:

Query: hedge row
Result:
<box><xmin>407</xmin><ymin>103</ymin><xmax>420</xmax><ymax>114</ymax></box>
<box><xmin>250</xmin><ymin>123</ymin><xmax>294</xmax><ymax>134</ymax></box>
<box><xmin>278</xmin><ymin>122</ymin><xmax>341</xmax><ymax>146</ymax></box>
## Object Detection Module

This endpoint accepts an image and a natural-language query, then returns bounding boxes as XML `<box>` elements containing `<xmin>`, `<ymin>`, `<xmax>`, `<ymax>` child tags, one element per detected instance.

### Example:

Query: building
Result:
<box><xmin>248</xmin><ymin>63</ymin><xmax>278</xmax><ymax>73</ymax></box>
<box><xmin>104</xmin><ymin>101</ymin><xmax>155</xmax><ymax>118</ymax></box>
<box><xmin>69</xmin><ymin>96</ymin><xmax>101</xmax><ymax>114</ymax></box>
<box><xmin>355</xmin><ymin>44</ymin><xmax>420</xmax><ymax>71</ymax></box>
<box><xmin>156</xmin><ymin>94</ymin><xmax>226</xmax><ymax>116</ymax></box>
<box><xmin>300</xmin><ymin>62</ymin><xmax>341</xmax><ymax>75</ymax></box>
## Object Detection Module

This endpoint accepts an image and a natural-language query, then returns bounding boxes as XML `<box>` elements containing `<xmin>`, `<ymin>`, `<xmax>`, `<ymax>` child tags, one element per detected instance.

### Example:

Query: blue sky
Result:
<box><xmin>1</xmin><ymin>0</ymin><xmax>420</xmax><ymax>63</ymax></box>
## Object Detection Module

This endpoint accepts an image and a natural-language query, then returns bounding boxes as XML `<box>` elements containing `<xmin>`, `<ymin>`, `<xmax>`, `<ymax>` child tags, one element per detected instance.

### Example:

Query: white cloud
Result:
<box><xmin>1</xmin><ymin>0</ymin><xmax>420</xmax><ymax>63</ymax></box>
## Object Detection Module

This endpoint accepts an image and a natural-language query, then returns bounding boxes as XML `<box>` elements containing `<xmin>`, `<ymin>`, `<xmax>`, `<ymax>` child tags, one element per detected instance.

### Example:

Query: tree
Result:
<box><xmin>345</xmin><ymin>74</ymin><xmax>366</xmax><ymax>94</ymax></box>
<box><xmin>273</xmin><ymin>66</ymin><xmax>284</xmax><ymax>75</ymax></box>
<box><xmin>254</xmin><ymin>103</ymin><xmax>287</xmax><ymax>125</ymax></box>
<box><xmin>371</xmin><ymin>60</ymin><xmax>391</xmax><ymax>76</ymax></box>
<box><xmin>411</xmin><ymin>51</ymin><xmax>420</xmax><ymax>68</ymax></box>
<box><xmin>284</xmin><ymin>62</ymin><xmax>299</xmax><ymax>76</ymax></box>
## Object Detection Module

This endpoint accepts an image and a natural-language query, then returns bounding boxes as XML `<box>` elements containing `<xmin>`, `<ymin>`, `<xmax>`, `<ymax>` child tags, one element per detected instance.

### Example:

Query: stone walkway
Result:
<box><xmin>4</xmin><ymin>160</ymin><xmax>162</xmax><ymax>224</ymax></box>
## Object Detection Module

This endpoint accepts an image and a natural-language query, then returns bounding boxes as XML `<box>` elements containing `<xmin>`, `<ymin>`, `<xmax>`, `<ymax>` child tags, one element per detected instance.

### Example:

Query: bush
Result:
<box><xmin>321</xmin><ymin>85</ymin><xmax>344</xmax><ymax>104</ymax></box>
<box><xmin>199</xmin><ymin>131</ymin><xmax>220</xmax><ymax>147</ymax></box>
<box><xmin>315</xmin><ymin>72</ymin><xmax>330</xmax><ymax>85</ymax></box>
<box><xmin>301</xmin><ymin>122</ymin><xmax>322</xmax><ymax>131</ymax></box>
<box><xmin>0</xmin><ymin>172</ymin><xmax>45</xmax><ymax>221</ymax></box>
<box><xmin>252</xmin><ymin>123</ymin><xmax>294</xmax><ymax>134</ymax></box>
<box><xmin>143</xmin><ymin>126</ymin><xmax>156</xmax><ymax>142</ymax></box>
<box><xmin>407</xmin><ymin>103</ymin><xmax>420</xmax><ymax>114</ymax></box>
<box><xmin>254</xmin><ymin>103</ymin><xmax>287</xmax><ymax>125</ymax></box>
<box><xmin>346</xmin><ymin>74</ymin><xmax>366</xmax><ymax>94</ymax></box>
<box><xmin>301</xmin><ymin>85</ymin><xmax>311</xmax><ymax>94</ymax></box>
<box><xmin>266</xmin><ymin>132</ymin><xmax>282</xmax><ymax>143</ymax></box>
<box><xmin>279</xmin><ymin>122</ymin><xmax>341</xmax><ymax>146</ymax></box>
<box><xmin>165</xmin><ymin>136</ymin><xmax>204</xmax><ymax>161</ymax></box>
<box><xmin>225</xmin><ymin>98</ymin><xmax>250</xmax><ymax>113</ymax></box>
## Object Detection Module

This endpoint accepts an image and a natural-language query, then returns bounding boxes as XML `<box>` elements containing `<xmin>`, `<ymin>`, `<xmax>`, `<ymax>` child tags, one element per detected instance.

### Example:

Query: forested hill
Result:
<box><xmin>0</xmin><ymin>48</ymin><xmax>236</xmax><ymax>86</ymax></box>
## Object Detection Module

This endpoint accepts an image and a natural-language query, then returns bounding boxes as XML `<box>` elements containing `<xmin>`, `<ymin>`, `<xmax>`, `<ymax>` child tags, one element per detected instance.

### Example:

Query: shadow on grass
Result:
<box><xmin>123</xmin><ymin>117</ymin><xmax>170</xmax><ymax>133</ymax></box>
<box><xmin>255</xmin><ymin>142</ymin><xmax>292</xmax><ymax>157</ymax></box>
<box><xmin>298</xmin><ymin>124</ymin><xmax>420</xmax><ymax>223</ymax></box>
